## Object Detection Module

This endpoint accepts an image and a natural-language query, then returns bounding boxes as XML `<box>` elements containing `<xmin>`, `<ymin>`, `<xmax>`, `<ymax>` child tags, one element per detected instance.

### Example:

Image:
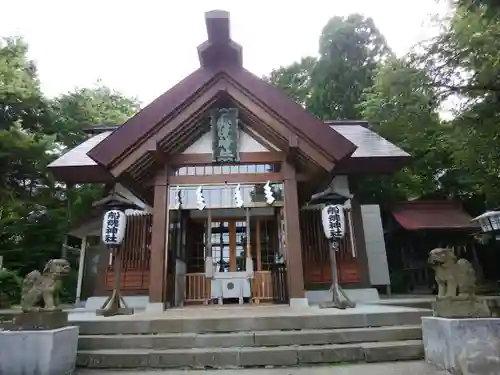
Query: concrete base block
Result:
<box><xmin>85</xmin><ymin>295</ymin><xmax>148</xmax><ymax>310</ymax></box>
<box><xmin>0</xmin><ymin>326</ymin><xmax>79</xmax><ymax>375</ymax></box>
<box><xmin>422</xmin><ymin>316</ymin><xmax>500</xmax><ymax>375</ymax></box>
<box><xmin>306</xmin><ymin>288</ymin><xmax>380</xmax><ymax>305</ymax></box>
<box><xmin>289</xmin><ymin>298</ymin><xmax>309</xmax><ymax>307</ymax></box>
<box><xmin>96</xmin><ymin>307</ymin><xmax>134</xmax><ymax>316</ymax></box>
<box><xmin>145</xmin><ymin>302</ymin><xmax>165</xmax><ymax>313</ymax></box>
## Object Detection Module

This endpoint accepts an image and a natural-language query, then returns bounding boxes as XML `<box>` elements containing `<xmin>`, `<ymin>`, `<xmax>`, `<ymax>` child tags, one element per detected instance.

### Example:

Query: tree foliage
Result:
<box><xmin>265</xmin><ymin>14</ymin><xmax>392</xmax><ymax>120</ymax></box>
<box><xmin>267</xmin><ymin>7</ymin><xmax>500</xmax><ymax>214</ymax></box>
<box><xmin>51</xmin><ymin>85</ymin><xmax>139</xmax><ymax>149</ymax></box>
<box><xmin>0</xmin><ymin>37</ymin><xmax>139</xmax><ymax>297</ymax></box>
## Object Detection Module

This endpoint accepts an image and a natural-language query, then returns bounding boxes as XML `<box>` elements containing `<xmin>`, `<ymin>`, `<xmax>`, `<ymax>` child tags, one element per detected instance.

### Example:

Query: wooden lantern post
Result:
<box><xmin>308</xmin><ymin>186</ymin><xmax>355</xmax><ymax>309</ymax></box>
<box><xmin>320</xmin><ymin>204</ymin><xmax>355</xmax><ymax>309</ymax></box>
<box><xmin>97</xmin><ymin>202</ymin><xmax>135</xmax><ymax>316</ymax></box>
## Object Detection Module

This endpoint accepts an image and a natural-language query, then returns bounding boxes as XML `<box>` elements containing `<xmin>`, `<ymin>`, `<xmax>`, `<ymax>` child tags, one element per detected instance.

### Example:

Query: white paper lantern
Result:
<box><xmin>321</xmin><ymin>205</ymin><xmax>345</xmax><ymax>239</ymax></box>
<box><xmin>102</xmin><ymin>210</ymin><xmax>127</xmax><ymax>245</ymax></box>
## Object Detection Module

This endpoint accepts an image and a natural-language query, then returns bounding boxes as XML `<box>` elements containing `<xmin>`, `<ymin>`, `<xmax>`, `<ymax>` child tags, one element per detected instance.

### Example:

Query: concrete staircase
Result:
<box><xmin>74</xmin><ymin>308</ymin><xmax>430</xmax><ymax>369</ymax></box>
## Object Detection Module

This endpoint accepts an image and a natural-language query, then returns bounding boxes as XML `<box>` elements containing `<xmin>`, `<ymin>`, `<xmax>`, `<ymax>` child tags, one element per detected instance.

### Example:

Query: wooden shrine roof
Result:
<box><xmin>86</xmin><ymin>10</ymin><xmax>357</xmax><ymax>172</ymax></box>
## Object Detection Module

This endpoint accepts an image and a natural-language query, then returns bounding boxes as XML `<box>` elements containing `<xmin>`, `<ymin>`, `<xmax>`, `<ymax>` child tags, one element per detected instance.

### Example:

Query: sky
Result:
<box><xmin>0</xmin><ymin>0</ymin><xmax>449</xmax><ymax>106</ymax></box>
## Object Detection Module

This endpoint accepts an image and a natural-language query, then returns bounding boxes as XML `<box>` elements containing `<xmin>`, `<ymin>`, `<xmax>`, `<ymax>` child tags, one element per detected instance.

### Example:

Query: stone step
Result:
<box><xmin>76</xmin><ymin>339</ymin><xmax>424</xmax><ymax>368</ymax></box>
<box><xmin>78</xmin><ymin>325</ymin><xmax>422</xmax><ymax>350</ymax></box>
<box><xmin>75</xmin><ymin>310</ymin><xmax>430</xmax><ymax>335</ymax></box>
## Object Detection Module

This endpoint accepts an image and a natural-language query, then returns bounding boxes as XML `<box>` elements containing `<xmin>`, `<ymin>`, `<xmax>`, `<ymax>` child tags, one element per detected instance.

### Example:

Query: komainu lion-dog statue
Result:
<box><xmin>428</xmin><ymin>248</ymin><xmax>490</xmax><ymax>317</ymax></box>
<box><xmin>428</xmin><ymin>247</ymin><xmax>476</xmax><ymax>299</ymax></box>
<box><xmin>20</xmin><ymin>259</ymin><xmax>70</xmax><ymax>311</ymax></box>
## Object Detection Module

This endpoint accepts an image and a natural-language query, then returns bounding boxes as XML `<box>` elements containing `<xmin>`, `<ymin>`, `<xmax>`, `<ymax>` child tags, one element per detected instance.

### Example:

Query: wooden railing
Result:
<box><xmin>185</xmin><ymin>273</ymin><xmax>211</xmax><ymax>304</ymax></box>
<box><xmin>252</xmin><ymin>271</ymin><xmax>273</xmax><ymax>304</ymax></box>
<box><xmin>184</xmin><ymin>271</ymin><xmax>274</xmax><ymax>304</ymax></box>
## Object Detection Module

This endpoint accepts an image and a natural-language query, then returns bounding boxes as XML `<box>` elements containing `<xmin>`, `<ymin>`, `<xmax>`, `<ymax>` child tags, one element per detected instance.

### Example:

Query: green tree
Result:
<box><xmin>0</xmin><ymin>37</ymin><xmax>62</xmax><ymax>275</ymax></box>
<box><xmin>266</xmin><ymin>14</ymin><xmax>392</xmax><ymax>120</ymax></box>
<box><xmin>308</xmin><ymin>14</ymin><xmax>393</xmax><ymax>120</ymax></box>
<box><xmin>0</xmin><ymin>36</ymin><xmax>139</xmax><ymax>297</ymax></box>
<box><xmin>358</xmin><ymin>58</ymin><xmax>455</xmax><ymax>203</ymax></box>
<box><xmin>264</xmin><ymin>57</ymin><xmax>316</xmax><ymax>107</ymax></box>
<box><xmin>419</xmin><ymin>3</ymin><xmax>500</xmax><ymax>210</ymax></box>
<box><xmin>51</xmin><ymin>84</ymin><xmax>140</xmax><ymax>148</ymax></box>
<box><xmin>0</xmin><ymin>37</ymin><xmax>52</xmax><ymax>133</ymax></box>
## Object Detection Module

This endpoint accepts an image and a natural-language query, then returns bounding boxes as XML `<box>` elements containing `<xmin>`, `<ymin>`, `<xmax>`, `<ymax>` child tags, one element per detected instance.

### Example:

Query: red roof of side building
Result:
<box><xmin>392</xmin><ymin>201</ymin><xmax>479</xmax><ymax>231</ymax></box>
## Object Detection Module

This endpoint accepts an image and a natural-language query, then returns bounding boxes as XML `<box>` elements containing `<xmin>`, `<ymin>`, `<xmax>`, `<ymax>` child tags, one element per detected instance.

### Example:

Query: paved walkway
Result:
<box><xmin>75</xmin><ymin>361</ymin><xmax>450</xmax><ymax>374</ymax></box>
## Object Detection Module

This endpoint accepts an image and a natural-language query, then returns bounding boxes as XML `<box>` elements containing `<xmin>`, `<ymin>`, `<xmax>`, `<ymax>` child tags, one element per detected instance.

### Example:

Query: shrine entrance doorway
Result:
<box><xmin>184</xmin><ymin>210</ymin><xmax>282</xmax><ymax>305</ymax></box>
<box><xmin>209</xmin><ymin>219</ymin><xmax>247</xmax><ymax>274</ymax></box>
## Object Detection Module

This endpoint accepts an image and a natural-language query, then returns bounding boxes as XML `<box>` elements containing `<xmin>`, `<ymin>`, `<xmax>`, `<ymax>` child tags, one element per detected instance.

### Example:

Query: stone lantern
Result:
<box><xmin>471</xmin><ymin>210</ymin><xmax>500</xmax><ymax>234</ymax></box>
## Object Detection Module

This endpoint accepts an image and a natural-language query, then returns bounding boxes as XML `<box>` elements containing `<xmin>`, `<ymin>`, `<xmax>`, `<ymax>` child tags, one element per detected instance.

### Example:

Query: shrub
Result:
<box><xmin>0</xmin><ymin>269</ymin><xmax>22</xmax><ymax>308</ymax></box>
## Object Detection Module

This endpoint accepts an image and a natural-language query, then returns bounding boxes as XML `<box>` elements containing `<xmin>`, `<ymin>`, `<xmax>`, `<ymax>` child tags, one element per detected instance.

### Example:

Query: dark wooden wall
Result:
<box><xmin>104</xmin><ymin>214</ymin><xmax>152</xmax><ymax>294</ymax></box>
<box><xmin>300</xmin><ymin>209</ymin><xmax>361</xmax><ymax>288</ymax></box>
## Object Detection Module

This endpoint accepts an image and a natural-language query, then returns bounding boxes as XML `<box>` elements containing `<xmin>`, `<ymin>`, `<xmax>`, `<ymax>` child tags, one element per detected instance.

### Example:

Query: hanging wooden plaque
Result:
<box><xmin>211</xmin><ymin>108</ymin><xmax>240</xmax><ymax>163</ymax></box>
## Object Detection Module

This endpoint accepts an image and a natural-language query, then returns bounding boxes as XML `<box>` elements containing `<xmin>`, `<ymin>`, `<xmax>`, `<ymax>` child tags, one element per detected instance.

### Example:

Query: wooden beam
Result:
<box><xmin>286</xmin><ymin>135</ymin><xmax>299</xmax><ymax>163</ymax></box>
<box><xmin>151</xmin><ymin>141</ymin><xmax>167</xmax><ymax>165</ymax></box>
<box><xmin>117</xmin><ymin>173</ymin><xmax>153</xmax><ymax>207</ymax></box>
<box><xmin>170</xmin><ymin>152</ymin><xmax>284</xmax><ymax>166</ymax></box>
<box><xmin>169</xmin><ymin>172</ymin><xmax>282</xmax><ymax>185</ymax></box>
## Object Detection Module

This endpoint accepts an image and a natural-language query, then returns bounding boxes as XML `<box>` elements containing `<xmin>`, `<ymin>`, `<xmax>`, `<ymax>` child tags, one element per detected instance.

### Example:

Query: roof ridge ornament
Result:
<box><xmin>198</xmin><ymin>10</ymin><xmax>243</xmax><ymax>68</ymax></box>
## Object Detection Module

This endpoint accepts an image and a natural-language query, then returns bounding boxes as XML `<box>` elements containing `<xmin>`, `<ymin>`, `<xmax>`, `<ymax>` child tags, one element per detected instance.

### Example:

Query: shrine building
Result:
<box><xmin>48</xmin><ymin>10</ymin><xmax>410</xmax><ymax>312</ymax></box>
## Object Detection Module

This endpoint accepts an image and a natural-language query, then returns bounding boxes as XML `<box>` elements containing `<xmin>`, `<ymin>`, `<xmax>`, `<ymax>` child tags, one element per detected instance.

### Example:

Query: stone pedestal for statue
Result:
<box><xmin>0</xmin><ymin>311</ymin><xmax>78</xmax><ymax>375</ymax></box>
<box><xmin>0</xmin><ymin>259</ymin><xmax>78</xmax><ymax>375</ymax></box>
<box><xmin>433</xmin><ymin>297</ymin><xmax>491</xmax><ymax>318</ymax></box>
<box><xmin>422</xmin><ymin>317</ymin><xmax>500</xmax><ymax>375</ymax></box>
<box><xmin>13</xmin><ymin>310</ymin><xmax>69</xmax><ymax>330</ymax></box>
<box><xmin>423</xmin><ymin>248</ymin><xmax>500</xmax><ymax>374</ymax></box>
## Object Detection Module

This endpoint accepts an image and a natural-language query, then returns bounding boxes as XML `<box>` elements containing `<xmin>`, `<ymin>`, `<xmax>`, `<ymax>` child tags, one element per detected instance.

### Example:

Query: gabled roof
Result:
<box><xmin>87</xmin><ymin>10</ymin><xmax>357</xmax><ymax>171</ymax></box>
<box><xmin>328</xmin><ymin>120</ymin><xmax>411</xmax><ymax>174</ymax></box>
<box><xmin>329</xmin><ymin>122</ymin><xmax>409</xmax><ymax>158</ymax></box>
<box><xmin>47</xmin><ymin>131</ymin><xmax>113</xmax><ymax>183</ymax></box>
<box><xmin>48</xmin><ymin>120</ymin><xmax>411</xmax><ymax>182</ymax></box>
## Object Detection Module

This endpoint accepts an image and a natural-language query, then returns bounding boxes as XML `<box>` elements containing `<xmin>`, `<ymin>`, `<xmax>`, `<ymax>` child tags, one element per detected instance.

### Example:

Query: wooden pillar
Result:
<box><xmin>282</xmin><ymin>160</ymin><xmax>305</xmax><ymax>301</ymax></box>
<box><xmin>75</xmin><ymin>236</ymin><xmax>87</xmax><ymax>304</ymax></box>
<box><xmin>149</xmin><ymin>165</ymin><xmax>170</xmax><ymax>307</ymax></box>
<box><xmin>245</xmin><ymin>207</ymin><xmax>253</xmax><ymax>274</ymax></box>
<box><xmin>229</xmin><ymin>221</ymin><xmax>236</xmax><ymax>271</ymax></box>
<box><xmin>256</xmin><ymin>219</ymin><xmax>262</xmax><ymax>271</ymax></box>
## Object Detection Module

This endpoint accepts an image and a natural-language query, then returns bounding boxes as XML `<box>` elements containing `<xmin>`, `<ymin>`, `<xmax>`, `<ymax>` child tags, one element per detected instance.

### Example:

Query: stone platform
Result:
<box><xmin>74</xmin><ymin>361</ymin><xmax>453</xmax><ymax>375</ymax></box>
<box><xmin>71</xmin><ymin>304</ymin><xmax>431</xmax><ymax>369</ymax></box>
<box><xmin>0</xmin><ymin>325</ymin><xmax>79</xmax><ymax>375</ymax></box>
<box><xmin>422</xmin><ymin>316</ymin><xmax>500</xmax><ymax>375</ymax></box>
